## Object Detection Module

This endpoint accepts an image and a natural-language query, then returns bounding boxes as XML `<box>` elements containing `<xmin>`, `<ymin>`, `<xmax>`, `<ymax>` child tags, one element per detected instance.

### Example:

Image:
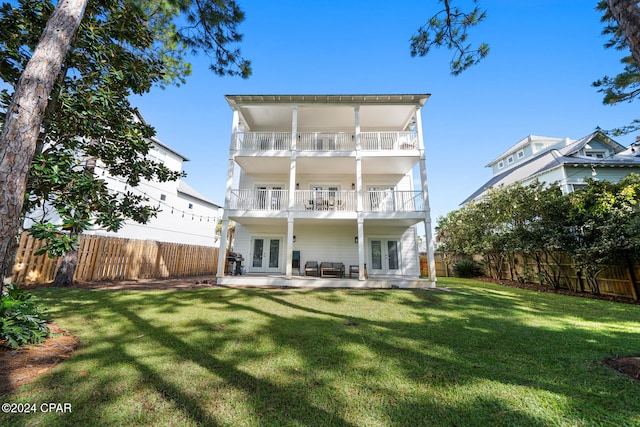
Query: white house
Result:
<box><xmin>464</xmin><ymin>131</ymin><xmax>640</xmax><ymax>204</ymax></box>
<box><xmin>85</xmin><ymin>112</ymin><xmax>222</xmax><ymax>246</ymax></box>
<box><xmin>216</xmin><ymin>94</ymin><xmax>436</xmax><ymax>288</ymax></box>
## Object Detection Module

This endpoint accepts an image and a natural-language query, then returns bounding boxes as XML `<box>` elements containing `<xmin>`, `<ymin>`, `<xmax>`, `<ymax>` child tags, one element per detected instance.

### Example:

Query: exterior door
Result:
<box><xmin>251</xmin><ymin>237</ymin><xmax>281</xmax><ymax>273</ymax></box>
<box><xmin>256</xmin><ymin>185</ymin><xmax>283</xmax><ymax>210</ymax></box>
<box><xmin>369</xmin><ymin>239</ymin><xmax>401</xmax><ymax>274</ymax></box>
<box><xmin>368</xmin><ymin>186</ymin><xmax>395</xmax><ymax>211</ymax></box>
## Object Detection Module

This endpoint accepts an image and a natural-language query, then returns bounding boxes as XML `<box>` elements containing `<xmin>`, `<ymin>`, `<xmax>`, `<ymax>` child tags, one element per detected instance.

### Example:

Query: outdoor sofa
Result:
<box><xmin>320</xmin><ymin>262</ymin><xmax>345</xmax><ymax>278</ymax></box>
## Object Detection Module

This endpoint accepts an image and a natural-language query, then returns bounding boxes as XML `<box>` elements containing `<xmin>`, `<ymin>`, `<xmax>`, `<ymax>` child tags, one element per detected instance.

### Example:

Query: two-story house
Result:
<box><xmin>463</xmin><ymin>131</ymin><xmax>640</xmax><ymax>204</ymax></box>
<box><xmin>216</xmin><ymin>94</ymin><xmax>436</xmax><ymax>288</ymax></box>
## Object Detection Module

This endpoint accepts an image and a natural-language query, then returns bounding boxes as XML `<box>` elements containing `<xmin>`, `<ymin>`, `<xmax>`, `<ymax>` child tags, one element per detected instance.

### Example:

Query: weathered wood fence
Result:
<box><xmin>429</xmin><ymin>251</ymin><xmax>639</xmax><ymax>300</ymax></box>
<box><xmin>11</xmin><ymin>233</ymin><xmax>219</xmax><ymax>285</ymax></box>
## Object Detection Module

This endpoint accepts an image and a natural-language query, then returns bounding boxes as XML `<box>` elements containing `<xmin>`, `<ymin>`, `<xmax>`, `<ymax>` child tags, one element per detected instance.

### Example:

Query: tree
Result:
<box><xmin>410</xmin><ymin>0</ymin><xmax>489</xmax><ymax>75</ymax></box>
<box><xmin>0</xmin><ymin>0</ymin><xmax>86</xmax><ymax>284</ymax></box>
<box><xmin>593</xmin><ymin>1</ymin><xmax>640</xmax><ymax>135</ymax></box>
<box><xmin>605</xmin><ymin>0</ymin><xmax>640</xmax><ymax>66</ymax></box>
<box><xmin>0</xmin><ymin>0</ymin><xmax>251</xmax><ymax>285</ymax></box>
<box><xmin>566</xmin><ymin>174</ymin><xmax>640</xmax><ymax>296</ymax></box>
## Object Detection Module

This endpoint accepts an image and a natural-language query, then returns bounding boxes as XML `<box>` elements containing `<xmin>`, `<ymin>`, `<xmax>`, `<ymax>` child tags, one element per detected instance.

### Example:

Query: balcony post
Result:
<box><xmin>355</xmin><ymin>106</ymin><xmax>363</xmax><ymax>212</ymax></box>
<box><xmin>415</xmin><ymin>106</ymin><xmax>436</xmax><ymax>283</ymax></box>
<box><xmin>217</xmin><ymin>108</ymin><xmax>240</xmax><ymax>278</ymax></box>
<box><xmin>289</xmin><ymin>105</ymin><xmax>298</xmax><ymax>210</ymax></box>
<box><xmin>286</xmin><ymin>216</ymin><xmax>294</xmax><ymax>278</ymax></box>
<box><xmin>357</xmin><ymin>217</ymin><xmax>365</xmax><ymax>280</ymax></box>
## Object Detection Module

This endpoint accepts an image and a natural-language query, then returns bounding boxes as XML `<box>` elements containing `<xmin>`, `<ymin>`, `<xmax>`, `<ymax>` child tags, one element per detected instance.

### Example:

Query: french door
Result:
<box><xmin>256</xmin><ymin>185</ymin><xmax>283</xmax><ymax>210</ymax></box>
<box><xmin>251</xmin><ymin>237</ymin><xmax>282</xmax><ymax>273</ymax></box>
<box><xmin>369</xmin><ymin>239</ymin><xmax>401</xmax><ymax>274</ymax></box>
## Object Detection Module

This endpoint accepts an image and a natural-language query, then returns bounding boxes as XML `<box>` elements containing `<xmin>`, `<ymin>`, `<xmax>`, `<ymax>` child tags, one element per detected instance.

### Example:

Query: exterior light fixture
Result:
<box><xmin>352</xmin><ymin>183</ymin><xmax>355</xmax><ymax>190</ymax></box>
<box><xmin>296</xmin><ymin>183</ymin><xmax>299</xmax><ymax>189</ymax></box>
<box><xmin>293</xmin><ymin>235</ymin><xmax>296</xmax><ymax>242</ymax></box>
<box><xmin>355</xmin><ymin>236</ymin><xmax>358</xmax><ymax>244</ymax></box>
<box><xmin>591</xmin><ymin>165</ymin><xmax>597</xmax><ymax>177</ymax></box>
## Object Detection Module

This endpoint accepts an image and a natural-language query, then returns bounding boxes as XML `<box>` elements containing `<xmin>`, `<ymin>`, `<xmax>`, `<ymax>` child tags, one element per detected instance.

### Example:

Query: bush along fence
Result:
<box><xmin>430</xmin><ymin>251</ymin><xmax>639</xmax><ymax>301</ymax></box>
<box><xmin>12</xmin><ymin>233</ymin><xmax>219</xmax><ymax>285</ymax></box>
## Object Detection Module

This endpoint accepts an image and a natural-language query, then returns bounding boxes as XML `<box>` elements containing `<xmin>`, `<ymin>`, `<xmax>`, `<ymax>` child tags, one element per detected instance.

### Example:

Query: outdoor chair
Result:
<box><xmin>304</xmin><ymin>261</ymin><xmax>319</xmax><ymax>276</ymax></box>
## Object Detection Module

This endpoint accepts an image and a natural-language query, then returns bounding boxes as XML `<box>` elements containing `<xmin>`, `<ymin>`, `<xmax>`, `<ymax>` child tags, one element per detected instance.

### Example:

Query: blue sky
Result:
<box><xmin>132</xmin><ymin>0</ymin><xmax>639</xmax><ymax>233</ymax></box>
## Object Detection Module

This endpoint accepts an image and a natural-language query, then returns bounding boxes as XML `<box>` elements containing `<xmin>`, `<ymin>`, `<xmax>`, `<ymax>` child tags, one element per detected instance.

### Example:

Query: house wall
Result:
<box><xmin>89</xmin><ymin>143</ymin><xmax>221</xmax><ymax>247</ymax></box>
<box><xmin>233</xmin><ymin>222</ymin><xmax>419</xmax><ymax>276</ymax></box>
<box><xmin>85</xmin><ymin>188</ymin><xmax>221</xmax><ymax>247</ymax></box>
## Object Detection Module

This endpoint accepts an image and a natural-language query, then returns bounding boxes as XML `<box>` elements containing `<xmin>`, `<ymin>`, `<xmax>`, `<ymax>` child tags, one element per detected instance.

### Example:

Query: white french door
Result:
<box><xmin>251</xmin><ymin>237</ymin><xmax>282</xmax><ymax>273</ymax></box>
<box><xmin>367</xmin><ymin>186</ymin><xmax>395</xmax><ymax>211</ymax></box>
<box><xmin>369</xmin><ymin>239</ymin><xmax>401</xmax><ymax>274</ymax></box>
<box><xmin>256</xmin><ymin>185</ymin><xmax>283</xmax><ymax>210</ymax></box>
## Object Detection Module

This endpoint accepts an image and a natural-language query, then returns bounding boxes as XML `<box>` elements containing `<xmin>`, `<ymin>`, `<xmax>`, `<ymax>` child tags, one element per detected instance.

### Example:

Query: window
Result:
<box><xmin>188</xmin><ymin>203</ymin><xmax>193</xmax><ymax>209</ymax></box>
<box><xmin>498</xmin><ymin>161</ymin><xmax>504</xmax><ymax>169</ymax></box>
<box><xmin>517</xmin><ymin>150</ymin><xmax>525</xmax><ymax>159</ymax></box>
<box><xmin>160</xmin><ymin>194</ymin><xmax>167</xmax><ymax>201</ymax></box>
<box><xmin>585</xmin><ymin>150</ymin><xmax>606</xmax><ymax>159</ymax></box>
<box><xmin>507</xmin><ymin>155</ymin><xmax>514</xmax><ymax>164</ymax></box>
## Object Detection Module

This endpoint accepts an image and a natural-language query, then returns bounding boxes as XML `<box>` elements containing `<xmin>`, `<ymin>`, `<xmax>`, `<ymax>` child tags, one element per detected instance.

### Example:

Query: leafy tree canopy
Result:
<box><xmin>0</xmin><ymin>0</ymin><xmax>250</xmax><ymax>284</ymax></box>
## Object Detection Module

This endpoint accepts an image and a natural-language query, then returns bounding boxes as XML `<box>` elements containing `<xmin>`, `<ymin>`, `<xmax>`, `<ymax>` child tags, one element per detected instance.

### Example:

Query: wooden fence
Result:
<box><xmin>429</xmin><ymin>251</ymin><xmax>639</xmax><ymax>300</ymax></box>
<box><xmin>11</xmin><ymin>233</ymin><xmax>219</xmax><ymax>285</ymax></box>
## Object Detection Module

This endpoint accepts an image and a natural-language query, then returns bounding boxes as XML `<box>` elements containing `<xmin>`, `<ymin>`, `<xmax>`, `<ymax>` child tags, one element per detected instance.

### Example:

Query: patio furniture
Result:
<box><xmin>320</xmin><ymin>262</ymin><xmax>345</xmax><ymax>278</ymax></box>
<box><xmin>304</xmin><ymin>261</ymin><xmax>319</xmax><ymax>276</ymax></box>
<box><xmin>349</xmin><ymin>265</ymin><xmax>358</xmax><ymax>278</ymax></box>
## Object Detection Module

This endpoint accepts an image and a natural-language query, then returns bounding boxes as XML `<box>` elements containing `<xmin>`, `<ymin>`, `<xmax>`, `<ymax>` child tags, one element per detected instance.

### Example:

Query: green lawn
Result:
<box><xmin>1</xmin><ymin>278</ymin><xmax>639</xmax><ymax>426</ymax></box>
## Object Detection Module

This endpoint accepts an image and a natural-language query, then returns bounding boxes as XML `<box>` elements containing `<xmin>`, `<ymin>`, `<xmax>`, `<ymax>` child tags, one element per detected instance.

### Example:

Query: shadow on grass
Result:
<box><xmin>2</xmin><ymin>282</ymin><xmax>639</xmax><ymax>426</ymax></box>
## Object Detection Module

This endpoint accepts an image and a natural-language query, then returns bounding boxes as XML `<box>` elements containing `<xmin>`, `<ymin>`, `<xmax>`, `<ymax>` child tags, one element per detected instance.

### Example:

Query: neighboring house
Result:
<box><xmin>86</xmin><ymin>111</ymin><xmax>222</xmax><ymax>247</ymax></box>
<box><xmin>216</xmin><ymin>94</ymin><xmax>437</xmax><ymax>286</ymax></box>
<box><xmin>27</xmin><ymin>110</ymin><xmax>222</xmax><ymax>247</ymax></box>
<box><xmin>463</xmin><ymin>131</ymin><xmax>640</xmax><ymax>204</ymax></box>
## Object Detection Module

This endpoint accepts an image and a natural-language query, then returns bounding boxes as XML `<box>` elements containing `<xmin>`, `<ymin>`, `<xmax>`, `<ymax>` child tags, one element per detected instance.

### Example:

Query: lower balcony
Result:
<box><xmin>228</xmin><ymin>190</ymin><xmax>424</xmax><ymax>213</ymax></box>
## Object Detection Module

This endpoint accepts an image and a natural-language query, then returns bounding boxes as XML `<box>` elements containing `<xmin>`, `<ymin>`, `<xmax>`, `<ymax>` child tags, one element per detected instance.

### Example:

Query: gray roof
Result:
<box><xmin>463</xmin><ymin>131</ymin><xmax>640</xmax><ymax>204</ymax></box>
<box><xmin>178</xmin><ymin>181</ymin><xmax>220</xmax><ymax>208</ymax></box>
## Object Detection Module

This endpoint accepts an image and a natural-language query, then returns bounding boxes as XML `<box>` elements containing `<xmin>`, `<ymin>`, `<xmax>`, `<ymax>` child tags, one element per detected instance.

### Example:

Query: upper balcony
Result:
<box><xmin>234</xmin><ymin>131</ymin><xmax>418</xmax><ymax>152</ymax></box>
<box><xmin>228</xmin><ymin>189</ymin><xmax>424</xmax><ymax>214</ymax></box>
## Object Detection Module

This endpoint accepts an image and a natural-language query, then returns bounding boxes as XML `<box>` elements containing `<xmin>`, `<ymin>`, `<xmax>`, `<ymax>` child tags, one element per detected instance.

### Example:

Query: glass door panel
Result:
<box><xmin>253</xmin><ymin>238</ymin><xmax>264</xmax><ymax>268</ymax></box>
<box><xmin>387</xmin><ymin>240</ymin><xmax>399</xmax><ymax>270</ymax></box>
<box><xmin>269</xmin><ymin>239</ymin><xmax>280</xmax><ymax>268</ymax></box>
<box><xmin>371</xmin><ymin>240</ymin><xmax>382</xmax><ymax>270</ymax></box>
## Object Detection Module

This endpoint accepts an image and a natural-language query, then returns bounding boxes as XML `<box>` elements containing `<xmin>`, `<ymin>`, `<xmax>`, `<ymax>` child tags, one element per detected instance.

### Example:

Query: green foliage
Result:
<box><xmin>0</xmin><ymin>0</ymin><xmax>250</xmax><ymax>262</ymax></box>
<box><xmin>0</xmin><ymin>283</ymin><xmax>50</xmax><ymax>348</ymax></box>
<box><xmin>436</xmin><ymin>175</ymin><xmax>640</xmax><ymax>292</ymax></box>
<box><xmin>410</xmin><ymin>0</ymin><xmax>489</xmax><ymax>75</ymax></box>
<box><xmin>593</xmin><ymin>1</ymin><xmax>640</xmax><ymax>135</ymax></box>
<box><xmin>453</xmin><ymin>259</ymin><xmax>482</xmax><ymax>278</ymax></box>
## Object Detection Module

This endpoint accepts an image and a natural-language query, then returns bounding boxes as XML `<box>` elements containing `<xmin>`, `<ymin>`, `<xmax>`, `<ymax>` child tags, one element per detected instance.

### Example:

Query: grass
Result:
<box><xmin>1</xmin><ymin>278</ymin><xmax>639</xmax><ymax>426</ymax></box>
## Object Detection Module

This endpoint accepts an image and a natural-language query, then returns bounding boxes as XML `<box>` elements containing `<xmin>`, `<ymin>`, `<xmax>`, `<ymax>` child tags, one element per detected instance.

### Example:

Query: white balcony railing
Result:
<box><xmin>228</xmin><ymin>190</ymin><xmax>424</xmax><ymax>213</ymax></box>
<box><xmin>229</xmin><ymin>189</ymin><xmax>289</xmax><ymax>211</ymax></box>
<box><xmin>297</xmin><ymin>132</ymin><xmax>356</xmax><ymax>151</ymax></box>
<box><xmin>293</xmin><ymin>190</ymin><xmax>356</xmax><ymax>211</ymax></box>
<box><xmin>364</xmin><ymin>191</ymin><xmax>423</xmax><ymax>212</ymax></box>
<box><xmin>234</xmin><ymin>131</ymin><xmax>417</xmax><ymax>152</ymax></box>
<box><xmin>360</xmin><ymin>132</ymin><xmax>417</xmax><ymax>151</ymax></box>
<box><xmin>236</xmin><ymin>132</ymin><xmax>291</xmax><ymax>150</ymax></box>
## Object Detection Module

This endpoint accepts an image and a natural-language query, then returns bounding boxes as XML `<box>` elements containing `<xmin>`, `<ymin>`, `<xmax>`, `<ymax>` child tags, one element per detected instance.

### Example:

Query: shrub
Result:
<box><xmin>0</xmin><ymin>284</ymin><xmax>50</xmax><ymax>349</ymax></box>
<box><xmin>453</xmin><ymin>259</ymin><xmax>483</xmax><ymax>278</ymax></box>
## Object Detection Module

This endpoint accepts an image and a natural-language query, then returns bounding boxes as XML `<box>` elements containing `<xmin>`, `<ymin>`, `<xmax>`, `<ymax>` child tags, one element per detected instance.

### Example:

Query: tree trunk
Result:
<box><xmin>52</xmin><ymin>241</ymin><xmax>78</xmax><ymax>287</ymax></box>
<box><xmin>0</xmin><ymin>0</ymin><xmax>87</xmax><ymax>282</ymax></box>
<box><xmin>607</xmin><ymin>0</ymin><xmax>640</xmax><ymax>65</ymax></box>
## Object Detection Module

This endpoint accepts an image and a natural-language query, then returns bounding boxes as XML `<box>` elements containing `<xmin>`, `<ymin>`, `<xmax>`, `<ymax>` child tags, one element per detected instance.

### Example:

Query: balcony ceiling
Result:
<box><xmin>226</xmin><ymin>94</ymin><xmax>429</xmax><ymax>132</ymax></box>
